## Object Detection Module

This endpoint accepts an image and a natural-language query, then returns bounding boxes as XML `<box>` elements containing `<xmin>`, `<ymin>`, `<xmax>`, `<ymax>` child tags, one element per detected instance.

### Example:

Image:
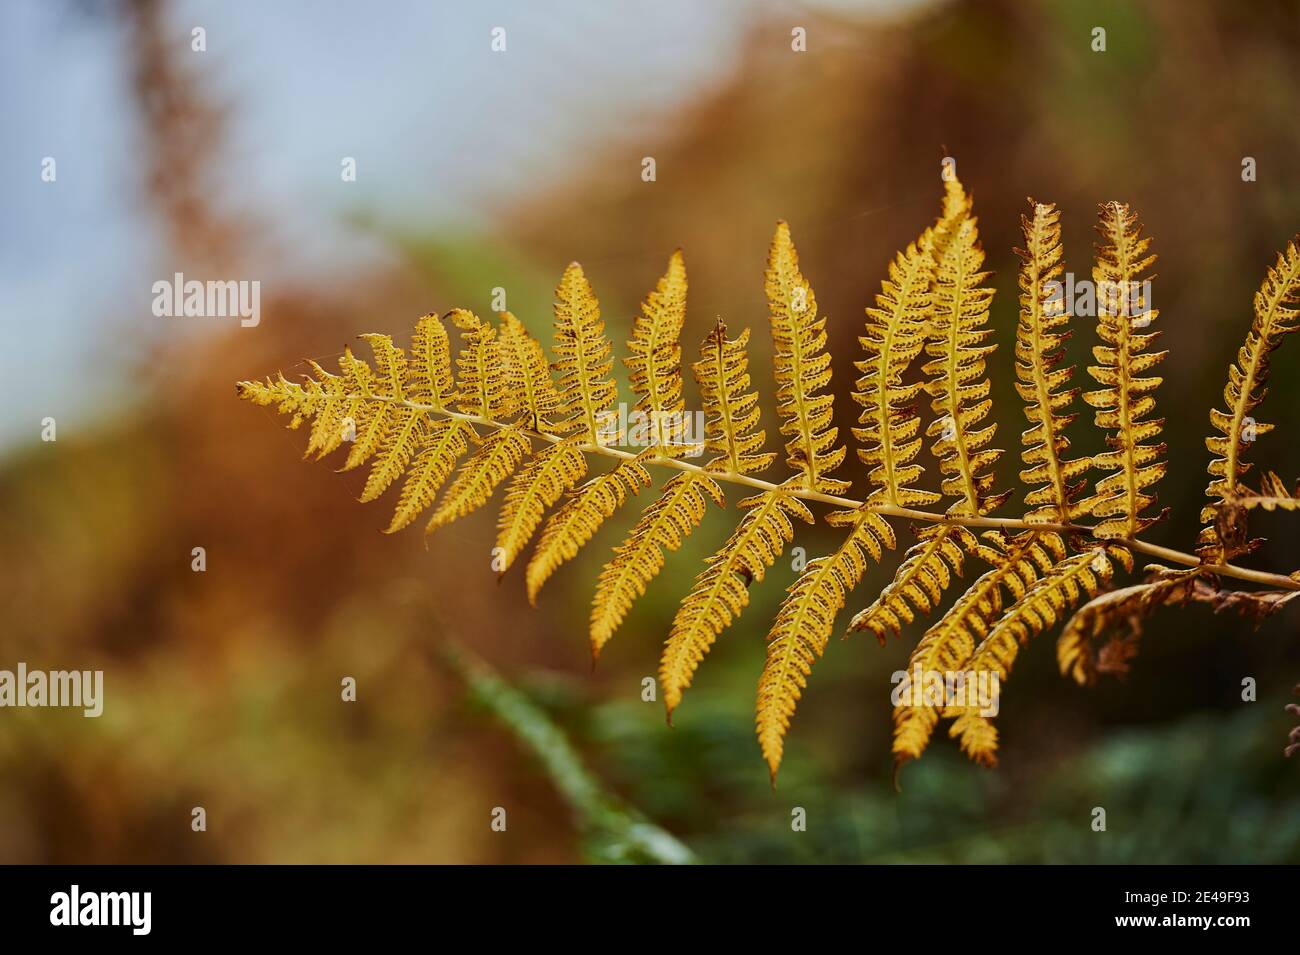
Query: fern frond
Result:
<box><xmin>406</xmin><ymin>312</ymin><xmax>455</xmax><ymax>409</ymax></box>
<box><xmin>625</xmin><ymin>251</ymin><xmax>690</xmax><ymax>455</ymax></box>
<box><xmin>551</xmin><ymin>263</ymin><xmax>618</xmax><ymax>441</ymax></box>
<box><xmin>1014</xmin><ymin>200</ymin><xmax>1092</xmax><ymax>522</ymax></box>
<box><xmin>765</xmin><ymin>222</ymin><xmax>850</xmax><ymax>493</ymax></box>
<box><xmin>891</xmin><ymin>530</ymin><xmax>1065</xmax><ymax>766</ymax></box>
<box><xmin>756</xmin><ymin>508</ymin><xmax>895</xmax><ymax>780</ymax></box>
<box><xmin>495</xmin><ymin>437</ymin><xmax>589</xmax><ymax>573</ymax></box>
<box><xmin>450</xmin><ymin>309</ymin><xmax>516</xmax><ymax>421</ymax></box>
<box><xmin>524</xmin><ymin>458</ymin><xmax>654</xmax><ymax>604</ymax></box>
<box><xmin>853</xmin><ymin>228</ymin><xmax>941</xmax><ymax>508</ymax></box>
<box><xmin>922</xmin><ymin>214</ymin><xmax>1007</xmax><ymax>517</ymax></box>
<box><xmin>1083</xmin><ymin>202</ymin><xmax>1166</xmax><ymax>539</ymax></box>
<box><xmin>845</xmin><ymin>523</ymin><xmax>980</xmax><ymax>642</ymax></box>
<box><xmin>590</xmin><ymin>472</ymin><xmax>725</xmax><ymax>657</ymax></box>
<box><xmin>384</xmin><ymin>419</ymin><xmax>473</xmax><ymax>533</ymax></box>
<box><xmin>498</xmin><ymin>311</ymin><xmax>563</xmax><ymax>432</ymax></box>
<box><xmin>425</xmin><ymin>427</ymin><xmax>532</xmax><ymax>533</ymax></box>
<box><xmin>661</xmin><ymin>490</ymin><xmax>814</xmax><ymax>718</ymax></box>
<box><xmin>693</xmin><ymin>320</ymin><xmax>777</xmax><ymax>476</ymax></box>
<box><xmin>1197</xmin><ymin>237</ymin><xmax>1300</xmax><ymax>559</ymax></box>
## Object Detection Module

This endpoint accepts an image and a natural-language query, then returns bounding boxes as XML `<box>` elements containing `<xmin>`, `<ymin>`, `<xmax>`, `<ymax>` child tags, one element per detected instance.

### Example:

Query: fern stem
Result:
<box><xmin>374</xmin><ymin>396</ymin><xmax>1300</xmax><ymax>593</ymax></box>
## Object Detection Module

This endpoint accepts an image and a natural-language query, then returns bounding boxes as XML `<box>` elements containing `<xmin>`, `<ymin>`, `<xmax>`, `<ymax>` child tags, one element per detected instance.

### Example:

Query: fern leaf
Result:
<box><xmin>661</xmin><ymin>490</ymin><xmax>814</xmax><ymax>718</ymax></box>
<box><xmin>552</xmin><ymin>263</ymin><xmax>618</xmax><ymax>441</ymax></box>
<box><xmin>846</xmin><ymin>523</ymin><xmax>979</xmax><ymax>642</ymax></box>
<box><xmin>498</xmin><ymin>311</ymin><xmax>563</xmax><ymax>432</ymax></box>
<box><xmin>590</xmin><ymin>472</ymin><xmax>725</xmax><ymax>657</ymax></box>
<box><xmin>853</xmin><ymin>228</ymin><xmax>941</xmax><ymax>508</ymax></box>
<box><xmin>495</xmin><ymin>437</ymin><xmax>589</xmax><ymax>573</ymax></box>
<box><xmin>385</xmin><ymin>418</ymin><xmax>473</xmax><ymax>533</ymax></box>
<box><xmin>1014</xmin><ymin>200</ymin><xmax>1092</xmax><ymax>522</ymax></box>
<box><xmin>625</xmin><ymin>251</ymin><xmax>690</xmax><ymax>455</ymax></box>
<box><xmin>407</xmin><ymin>312</ymin><xmax>456</xmax><ymax>409</ymax></box>
<box><xmin>765</xmin><ymin>222</ymin><xmax>850</xmax><ymax>494</ymax></box>
<box><xmin>1197</xmin><ymin>237</ymin><xmax>1300</xmax><ymax>559</ymax></box>
<box><xmin>450</xmin><ymin>308</ymin><xmax>516</xmax><ymax>421</ymax></box>
<box><xmin>892</xmin><ymin>530</ymin><xmax>1065</xmax><ymax>767</ymax></box>
<box><xmin>692</xmin><ymin>320</ymin><xmax>777</xmax><ymax>476</ymax></box>
<box><xmin>524</xmin><ymin>457</ymin><xmax>653</xmax><ymax>604</ymax></box>
<box><xmin>1083</xmin><ymin>202</ymin><xmax>1166</xmax><ymax>539</ymax></box>
<box><xmin>425</xmin><ymin>427</ymin><xmax>532</xmax><ymax>533</ymax></box>
<box><xmin>756</xmin><ymin>508</ymin><xmax>895</xmax><ymax>780</ymax></box>
<box><xmin>922</xmin><ymin>213</ymin><xmax>1007</xmax><ymax>517</ymax></box>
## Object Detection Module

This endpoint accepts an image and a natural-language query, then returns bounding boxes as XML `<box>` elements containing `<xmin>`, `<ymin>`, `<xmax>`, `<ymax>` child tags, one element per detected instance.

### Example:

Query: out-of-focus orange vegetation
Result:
<box><xmin>3</xmin><ymin>0</ymin><xmax>1300</xmax><ymax>862</ymax></box>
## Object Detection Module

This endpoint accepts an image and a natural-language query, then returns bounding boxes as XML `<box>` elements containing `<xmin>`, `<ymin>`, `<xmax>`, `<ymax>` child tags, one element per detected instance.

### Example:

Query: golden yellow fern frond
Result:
<box><xmin>922</xmin><ymin>213</ymin><xmax>1007</xmax><ymax>517</ymax></box>
<box><xmin>765</xmin><ymin>222</ymin><xmax>849</xmax><ymax>494</ymax></box>
<box><xmin>449</xmin><ymin>309</ymin><xmax>515</xmax><ymax>421</ymax></box>
<box><xmin>590</xmin><ymin>472</ymin><xmax>725</xmax><ymax>658</ymax></box>
<box><xmin>498</xmin><ymin>311</ymin><xmax>562</xmax><ymax>432</ymax></box>
<box><xmin>425</xmin><ymin>427</ymin><xmax>532</xmax><ymax>533</ymax></box>
<box><xmin>845</xmin><ymin>523</ymin><xmax>980</xmax><ymax>641</ymax></box>
<box><xmin>692</xmin><ymin>320</ymin><xmax>777</xmax><ymax>476</ymax></box>
<box><xmin>551</xmin><ymin>263</ymin><xmax>617</xmax><ymax>441</ymax></box>
<box><xmin>853</xmin><ymin>228</ymin><xmax>941</xmax><ymax>508</ymax></box>
<box><xmin>625</xmin><ymin>251</ymin><xmax>689</xmax><ymax>455</ymax></box>
<box><xmin>237</xmin><ymin>202</ymin><xmax>1300</xmax><ymax>781</ymax></box>
<box><xmin>407</xmin><ymin>312</ymin><xmax>455</xmax><ymax>409</ymax></box>
<box><xmin>891</xmin><ymin>530</ymin><xmax>1065</xmax><ymax>767</ymax></box>
<box><xmin>1083</xmin><ymin>202</ymin><xmax>1166</xmax><ymax>539</ymax></box>
<box><xmin>495</xmin><ymin>437</ymin><xmax>589</xmax><ymax>574</ymax></box>
<box><xmin>661</xmin><ymin>490</ymin><xmax>814</xmax><ymax>718</ymax></box>
<box><xmin>1014</xmin><ymin>200</ymin><xmax>1092</xmax><ymax>522</ymax></box>
<box><xmin>384</xmin><ymin>419</ymin><xmax>473</xmax><ymax>533</ymax></box>
<box><xmin>756</xmin><ymin>508</ymin><xmax>895</xmax><ymax>780</ymax></box>
<box><xmin>1197</xmin><ymin>237</ymin><xmax>1300</xmax><ymax>559</ymax></box>
<box><xmin>524</xmin><ymin>458</ymin><xmax>653</xmax><ymax>605</ymax></box>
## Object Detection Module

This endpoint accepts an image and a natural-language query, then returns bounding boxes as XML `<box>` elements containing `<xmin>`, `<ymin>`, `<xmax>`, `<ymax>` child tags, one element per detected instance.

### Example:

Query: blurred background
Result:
<box><xmin>2</xmin><ymin>0</ymin><xmax>1299</xmax><ymax>863</ymax></box>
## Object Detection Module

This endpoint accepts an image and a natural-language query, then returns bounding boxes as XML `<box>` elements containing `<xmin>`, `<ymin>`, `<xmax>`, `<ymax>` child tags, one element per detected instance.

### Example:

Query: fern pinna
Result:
<box><xmin>238</xmin><ymin>174</ymin><xmax>1300</xmax><ymax>782</ymax></box>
